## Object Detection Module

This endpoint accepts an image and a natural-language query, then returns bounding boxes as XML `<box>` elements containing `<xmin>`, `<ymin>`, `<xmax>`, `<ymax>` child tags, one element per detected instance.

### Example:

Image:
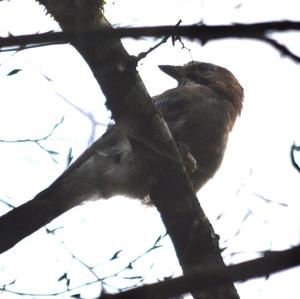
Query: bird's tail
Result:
<box><xmin>0</xmin><ymin>126</ymin><xmax>150</xmax><ymax>254</ymax></box>
<box><xmin>0</xmin><ymin>185</ymin><xmax>83</xmax><ymax>254</ymax></box>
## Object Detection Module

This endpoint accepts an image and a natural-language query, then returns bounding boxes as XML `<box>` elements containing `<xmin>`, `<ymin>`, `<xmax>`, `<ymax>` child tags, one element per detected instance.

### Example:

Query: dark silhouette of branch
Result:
<box><xmin>136</xmin><ymin>20</ymin><xmax>182</xmax><ymax>61</ymax></box>
<box><xmin>257</xmin><ymin>36</ymin><xmax>300</xmax><ymax>64</ymax></box>
<box><xmin>99</xmin><ymin>245</ymin><xmax>300</xmax><ymax>299</ymax></box>
<box><xmin>1</xmin><ymin>21</ymin><xmax>300</xmax><ymax>62</ymax></box>
<box><xmin>290</xmin><ymin>143</ymin><xmax>300</xmax><ymax>173</ymax></box>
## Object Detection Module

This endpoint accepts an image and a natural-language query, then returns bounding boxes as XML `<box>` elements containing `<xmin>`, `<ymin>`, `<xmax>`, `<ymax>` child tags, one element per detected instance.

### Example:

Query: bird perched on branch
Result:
<box><xmin>0</xmin><ymin>61</ymin><xmax>243</xmax><ymax>253</ymax></box>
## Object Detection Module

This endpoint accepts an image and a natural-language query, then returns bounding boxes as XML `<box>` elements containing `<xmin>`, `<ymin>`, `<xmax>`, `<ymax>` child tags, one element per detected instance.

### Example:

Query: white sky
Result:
<box><xmin>0</xmin><ymin>0</ymin><xmax>300</xmax><ymax>299</ymax></box>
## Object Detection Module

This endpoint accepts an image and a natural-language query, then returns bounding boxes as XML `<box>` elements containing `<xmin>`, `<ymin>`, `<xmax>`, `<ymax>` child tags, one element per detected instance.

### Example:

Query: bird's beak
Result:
<box><xmin>158</xmin><ymin>65</ymin><xmax>182</xmax><ymax>80</ymax></box>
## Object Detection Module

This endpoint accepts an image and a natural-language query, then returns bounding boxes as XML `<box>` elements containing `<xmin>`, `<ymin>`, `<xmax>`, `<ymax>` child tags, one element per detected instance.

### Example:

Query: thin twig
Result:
<box><xmin>0</xmin><ymin>117</ymin><xmax>64</xmax><ymax>162</ymax></box>
<box><xmin>137</xmin><ymin>20</ymin><xmax>182</xmax><ymax>61</ymax></box>
<box><xmin>99</xmin><ymin>245</ymin><xmax>300</xmax><ymax>299</ymax></box>
<box><xmin>0</xmin><ymin>198</ymin><xmax>15</xmax><ymax>209</ymax></box>
<box><xmin>0</xmin><ymin>117</ymin><xmax>64</xmax><ymax>143</ymax></box>
<box><xmin>258</xmin><ymin>36</ymin><xmax>300</xmax><ymax>64</ymax></box>
<box><xmin>290</xmin><ymin>143</ymin><xmax>300</xmax><ymax>173</ymax></box>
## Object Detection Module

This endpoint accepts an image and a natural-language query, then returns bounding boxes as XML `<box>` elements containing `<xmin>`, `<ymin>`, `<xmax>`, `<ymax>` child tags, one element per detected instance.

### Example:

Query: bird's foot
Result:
<box><xmin>176</xmin><ymin>142</ymin><xmax>198</xmax><ymax>174</ymax></box>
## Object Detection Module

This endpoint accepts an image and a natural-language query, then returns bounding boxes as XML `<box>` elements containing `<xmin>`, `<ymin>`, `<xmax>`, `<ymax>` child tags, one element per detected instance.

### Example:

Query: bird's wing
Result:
<box><xmin>153</xmin><ymin>84</ymin><xmax>233</xmax><ymax>190</ymax></box>
<box><xmin>154</xmin><ymin>85</ymin><xmax>231</xmax><ymax>141</ymax></box>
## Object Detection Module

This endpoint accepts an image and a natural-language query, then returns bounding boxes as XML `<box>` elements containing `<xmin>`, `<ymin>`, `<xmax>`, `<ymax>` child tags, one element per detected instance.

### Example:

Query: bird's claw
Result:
<box><xmin>176</xmin><ymin>142</ymin><xmax>198</xmax><ymax>173</ymax></box>
<box><xmin>184</xmin><ymin>152</ymin><xmax>198</xmax><ymax>173</ymax></box>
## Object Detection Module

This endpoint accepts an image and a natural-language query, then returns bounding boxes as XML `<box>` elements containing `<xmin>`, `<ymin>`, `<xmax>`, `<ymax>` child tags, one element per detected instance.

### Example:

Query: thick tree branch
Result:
<box><xmin>99</xmin><ymin>245</ymin><xmax>300</xmax><ymax>299</ymax></box>
<box><xmin>1</xmin><ymin>21</ymin><xmax>300</xmax><ymax>48</ymax></box>
<box><xmin>1</xmin><ymin>21</ymin><xmax>300</xmax><ymax>63</ymax></box>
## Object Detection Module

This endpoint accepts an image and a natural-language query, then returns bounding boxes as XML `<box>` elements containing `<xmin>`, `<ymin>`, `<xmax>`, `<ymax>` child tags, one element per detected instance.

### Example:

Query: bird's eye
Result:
<box><xmin>195</xmin><ymin>64</ymin><xmax>216</xmax><ymax>78</ymax></box>
<box><xmin>199</xmin><ymin>63</ymin><xmax>214</xmax><ymax>72</ymax></box>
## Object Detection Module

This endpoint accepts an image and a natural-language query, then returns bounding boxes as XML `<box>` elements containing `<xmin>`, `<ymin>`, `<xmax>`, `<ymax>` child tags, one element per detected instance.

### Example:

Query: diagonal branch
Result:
<box><xmin>257</xmin><ymin>36</ymin><xmax>300</xmax><ymax>64</ymax></box>
<box><xmin>290</xmin><ymin>143</ymin><xmax>300</xmax><ymax>173</ymax></box>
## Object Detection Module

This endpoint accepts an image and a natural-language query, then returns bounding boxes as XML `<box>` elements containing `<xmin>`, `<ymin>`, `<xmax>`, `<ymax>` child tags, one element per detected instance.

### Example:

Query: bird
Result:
<box><xmin>0</xmin><ymin>61</ymin><xmax>243</xmax><ymax>253</ymax></box>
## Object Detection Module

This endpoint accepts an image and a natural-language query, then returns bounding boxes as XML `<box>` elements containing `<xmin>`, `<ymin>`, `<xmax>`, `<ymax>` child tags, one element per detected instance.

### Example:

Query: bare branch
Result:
<box><xmin>136</xmin><ymin>20</ymin><xmax>182</xmax><ymax>61</ymax></box>
<box><xmin>1</xmin><ymin>21</ymin><xmax>300</xmax><ymax>63</ymax></box>
<box><xmin>290</xmin><ymin>143</ymin><xmax>300</xmax><ymax>173</ymax></box>
<box><xmin>0</xmin><ymin>117</ymin><xmax>64</xmax><ymax>143</ymax></box>
<box><xmin>0</xmin><ymin>117</ymin><xmax>65</xmax><ymax>162</ymax></box>
<box><xmin>99</xmin><ymin>245</ymin><xmax>300</xmax><ymax>299</ymax></box>
<box><xmin>257</xmin><ymin>36</ymin><xmax>300</xmax><ymax>64</ymax></box>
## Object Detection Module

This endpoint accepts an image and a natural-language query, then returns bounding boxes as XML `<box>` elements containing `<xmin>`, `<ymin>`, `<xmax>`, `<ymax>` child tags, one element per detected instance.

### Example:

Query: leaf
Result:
<box><xmin>154</xmin><ymin>234</ymin><xmax>163</xmax><ymax>245</ymax></box>
<box><xmin>110</xmin><ymin>249</ymin><xmax>122</xmax><ymax>260</ymax></box>
<box><xmin>67</xmin><ymin>147</ymin><xmax>73</xmax><ymax>166</ymax></box>
<box><xmin>146</xmin><ymin>244</ymin><xmax>162</xmax><ymax>254</ymax></box>
<box><xmin>220</xmin><ymin>246</ymin><xmax>228</xmax><ymax>253</ymax></box>
<box><xmin>48</xmin><ymin>150</ymin><xmax>59</xmax><ymax>155</ymax></box>
<box><xmin>58</xmin><ymin>273</ymin><xmax>67</xmax><ymax>282</ymax></box>
<box><xmin>7</xmin><ymin>69</ymin><xmax>22</xmax><ymax>76</ymax></box>
<box><xmin>216</xmin><ymin>213</ymin><xmax>224</xmax><ymax>220</ymax></box>
<box><xmin>43</xmin><ymin>73</ymin><xmax>52</xmax><ymax>82</ymax></box>
<box><xmin>123</xmin><ymin>275</ymin><xmax>143</xmax><ymax>280</ymax></box>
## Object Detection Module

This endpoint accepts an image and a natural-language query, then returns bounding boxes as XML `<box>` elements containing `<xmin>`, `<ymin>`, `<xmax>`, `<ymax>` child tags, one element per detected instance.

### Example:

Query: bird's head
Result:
<box><xmin>159</xmin><ymin>61</ymin><xmax>244</xmax><ymax>115</ymax></box>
